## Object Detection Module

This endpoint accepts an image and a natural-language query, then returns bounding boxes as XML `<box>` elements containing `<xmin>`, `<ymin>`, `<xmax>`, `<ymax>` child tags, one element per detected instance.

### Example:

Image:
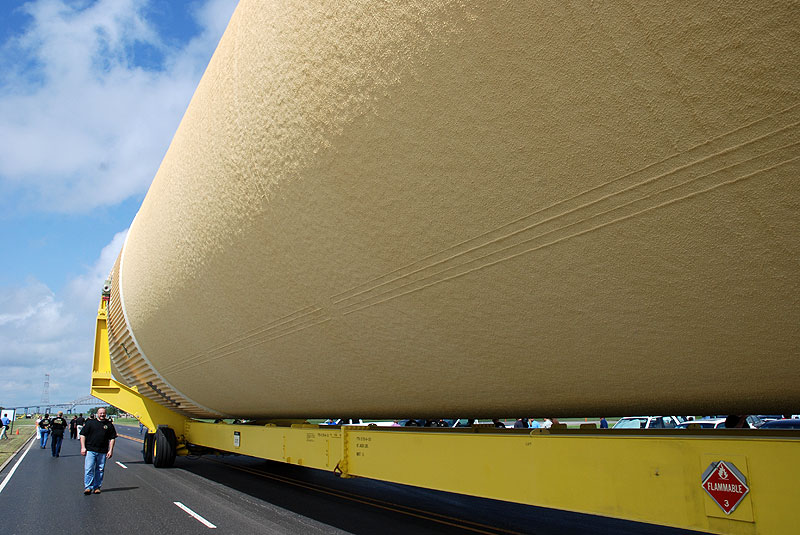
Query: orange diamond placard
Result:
<box><xmin>701</xmin><ymin>460</ymin><xmax>749</xmax><ymax>514</ymax></box>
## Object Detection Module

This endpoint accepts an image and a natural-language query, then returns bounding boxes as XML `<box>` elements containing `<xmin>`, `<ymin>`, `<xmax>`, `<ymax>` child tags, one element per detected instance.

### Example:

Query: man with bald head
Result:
<box><xmin>79</xmin><ymin>408</ymin><xmax>117</xmax><ymax>495</ymax></box>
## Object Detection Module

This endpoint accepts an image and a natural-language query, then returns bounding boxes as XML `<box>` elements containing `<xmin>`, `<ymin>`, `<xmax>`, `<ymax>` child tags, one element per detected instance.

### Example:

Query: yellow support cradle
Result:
<box><xmin>89</xmin><ymin>298</ymin><xmax>797</xmax><ymax>534</ymax></box>
<box><xmin>90</xmin><ymin>296</ymin><xmax>187</xmax><ymax>435</ymax></box>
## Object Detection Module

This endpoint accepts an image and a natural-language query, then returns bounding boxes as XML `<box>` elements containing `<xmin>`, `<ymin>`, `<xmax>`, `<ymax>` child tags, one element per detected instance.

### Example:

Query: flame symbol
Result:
<box><xmin>718</xmin><ymin>464</ymin><xmax>729</xmax><ymax>480</ymax></box>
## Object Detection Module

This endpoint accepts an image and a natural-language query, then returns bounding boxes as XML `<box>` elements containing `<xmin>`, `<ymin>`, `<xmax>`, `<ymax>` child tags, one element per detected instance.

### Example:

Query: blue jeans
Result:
<box><xmin>39</xmin><ymin>429</ymin><xmax>50</xmax><ymax>448</ymax></box>
<box><xmin>51</xmin><ymin>434</ymin><xmax>63</xmax><ymax>456</ymax></box>
<box><xmin>84</xmin><ymin>451</ymin><xmax>107</xmax><ymax>490</ymax></box>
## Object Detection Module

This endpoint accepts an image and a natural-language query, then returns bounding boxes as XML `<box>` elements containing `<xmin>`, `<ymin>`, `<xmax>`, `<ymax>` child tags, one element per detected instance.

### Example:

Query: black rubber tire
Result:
<box><xmin>153</xmin><ymin>427</ymin><xmax>177</xmax><ymax>468</ymax></box>
<box><xmin>142</xmin><ymin>432</ymin><xmax>155</xmax><ymax>464</ymax></box>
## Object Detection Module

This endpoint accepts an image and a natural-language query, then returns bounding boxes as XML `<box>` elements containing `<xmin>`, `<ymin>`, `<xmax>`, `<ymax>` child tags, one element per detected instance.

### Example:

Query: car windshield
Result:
<box><xmin>678</xmin><ymin>422</ymin><xmax>716</xmax><ymax>429</ymax></box>
<box><xmin>764</xmin><ymin>420</ymin><xmax>800</xmax><ymax>429</ymax></box>
<box><xmin>746</xmin><ymin>415</ymin><xmax>764</xmax><ymax>428</ymax></box>
<box><xmin>614</xmin><ymin>418</ymin><xmax>649</xmax><ymax>429</ymax></box>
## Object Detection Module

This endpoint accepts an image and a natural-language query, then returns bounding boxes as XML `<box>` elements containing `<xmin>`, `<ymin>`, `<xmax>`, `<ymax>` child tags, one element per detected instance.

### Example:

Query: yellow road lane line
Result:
<box><xmin>118</xmin><ymin>433</ymin><xmax>144</xmax><ymax>444</ymax></box>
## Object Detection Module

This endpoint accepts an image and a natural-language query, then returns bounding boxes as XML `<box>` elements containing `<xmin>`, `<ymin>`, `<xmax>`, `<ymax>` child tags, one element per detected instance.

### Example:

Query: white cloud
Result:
<box><xmin>0</xmin><ymin>229</ymin><xmax>128</xmax><ymax>408</ymax></box>
<box><xmin>64</xmin><ymin>228</ymin><xmax>128</xmax><ymax>313</ymax></box>
<box><xmin>0</xmin><ymin>280</ymin><xmax>61</xmax><ymax>335</ymax></box>
<box><xmin>0</xmin><ymin>278</ymin><xmax>79</xmax><ymax>406</ymax></box>
<box><xmin>0</xmin><ymin>0</ymin><xmax>237</xmax><ymax>408</ymax></box>
<box><xmin>0</xmin><ymin>0</ymin><xmax>238</xmax><ymax>213</ymax></box>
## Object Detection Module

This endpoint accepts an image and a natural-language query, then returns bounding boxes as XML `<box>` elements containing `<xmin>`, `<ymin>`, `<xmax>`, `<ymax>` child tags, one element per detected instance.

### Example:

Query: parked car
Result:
<box><xmin>676</xmin><ymin>418</ymin><xmax>726</xmax><ymax>429</ymax></box>
<box><xmin>743</xmin><ymin>415</ymin><xmax>764</xmax><ymax>428</ymax></box>
<box><xmin>612</xmin><ymin>416</ymin><xmax>686</xmax><ymax>429</ymax></box>
<box><xmin>679</xmin><ymin>415</ymin><xmax>763</xmax><ymax>429</ymax></box>
<box><xmin>318</xmin><ymin>418</ymin><xmax>364</xmax><ymax>425</ymax></box>
<box><xmin>759</xmin><ymin>419</ymin><xmax>800</xmax><ymax>430</ymax></box>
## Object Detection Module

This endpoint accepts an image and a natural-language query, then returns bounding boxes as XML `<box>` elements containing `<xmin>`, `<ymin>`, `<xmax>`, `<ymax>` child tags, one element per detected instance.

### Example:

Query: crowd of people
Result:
<box><xmin>35</xmin><ymin>412</ymin><xmax>88</xmax><ymax>451</ymax></box>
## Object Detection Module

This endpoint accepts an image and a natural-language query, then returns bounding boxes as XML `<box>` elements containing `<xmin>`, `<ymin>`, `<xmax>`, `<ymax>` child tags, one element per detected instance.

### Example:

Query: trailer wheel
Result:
<box><xmin>153</xmin><ymin>427</ymin><xmax>177</xmax><ymax>468</ymax></box>
<box><xmin>142</xmin><ymin>432</ymin><xmax>155</xmax><ymax>464</ymax></box>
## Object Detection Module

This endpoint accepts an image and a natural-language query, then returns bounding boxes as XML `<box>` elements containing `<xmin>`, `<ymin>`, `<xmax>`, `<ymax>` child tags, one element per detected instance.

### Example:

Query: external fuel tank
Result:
<box><xmin>106</xmin><ymin>1</ymin><xmax>800</xmax><ymax>419</ymax></box>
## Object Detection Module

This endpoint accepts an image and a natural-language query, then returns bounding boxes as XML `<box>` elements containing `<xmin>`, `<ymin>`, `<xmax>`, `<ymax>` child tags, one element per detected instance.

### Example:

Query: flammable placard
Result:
<box><xmin>702</xmin><ymin>460</ymin><xmax>749</xmax><ymax>515</ymax></box>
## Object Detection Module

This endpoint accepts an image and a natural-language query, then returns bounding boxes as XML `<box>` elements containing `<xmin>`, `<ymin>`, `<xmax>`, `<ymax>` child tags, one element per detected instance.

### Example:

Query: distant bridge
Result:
<box><xmin>6</xmin><ymin>395</ymin><xmax>108</xmax><ymax>414</ymax></box>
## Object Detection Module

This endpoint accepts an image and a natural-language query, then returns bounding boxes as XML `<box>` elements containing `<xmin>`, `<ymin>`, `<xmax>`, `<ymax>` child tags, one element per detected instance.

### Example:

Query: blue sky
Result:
<box><xmin>0</xmin><ymin>0</ymin><xmax>238</xmax><ymax>409</ymax></box>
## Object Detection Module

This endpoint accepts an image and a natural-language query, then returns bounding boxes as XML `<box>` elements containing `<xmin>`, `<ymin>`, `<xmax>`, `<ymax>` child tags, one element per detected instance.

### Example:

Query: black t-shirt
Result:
<box><xmin>39</xmin><ymin>418</ymin><xmax>50</xmax><ymax>429</ymax></box>
<box><xmin>80</xmin><ymin>419</ymin><xmax>118</xmax><ymax>453</ymax></box>
<box><xmin>75</xmin><ymin>416</ymin><xmax>86</xmax><ymax>426</ymax></box>
<box><xmin>50</xmin><ymin>417</ymin><xmax>67</xmax><ymax>436</ymax></box>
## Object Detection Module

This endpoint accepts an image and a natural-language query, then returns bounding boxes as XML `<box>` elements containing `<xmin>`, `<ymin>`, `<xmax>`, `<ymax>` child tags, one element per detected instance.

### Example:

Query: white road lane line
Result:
<box><xmin>0</xmin><ymin>436</ymin><xmax>36</xmax><ymax>495</ymax></box>
<box><xmin>174</xmin><ymin>502</ymin><xmax>217</xmax><ymax>528</ymax></box>
<box><xmin>115</xmin><ymin>461</ymin><xmax>128</xmax><ymax>469</ymax></box>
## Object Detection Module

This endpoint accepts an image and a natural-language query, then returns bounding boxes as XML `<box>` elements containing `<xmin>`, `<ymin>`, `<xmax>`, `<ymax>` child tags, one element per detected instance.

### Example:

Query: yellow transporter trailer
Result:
<box><xmin>88</xmin><ymin>3</ymin><xmax>799</xmax><ymax>533</ymax></box>
<box><xmin>91</xmin><ymin>296</ymin><xmax>797</xmax><ymax>535</ymax></box>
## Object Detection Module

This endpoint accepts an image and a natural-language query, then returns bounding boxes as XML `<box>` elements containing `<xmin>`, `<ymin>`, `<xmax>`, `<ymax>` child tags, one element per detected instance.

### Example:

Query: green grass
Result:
<box><xmin>109</xmin><ymin>417</ymin><xmax>140</xmax><ymax>426</ymax></box>
<box><xmin>0</xmin><ymin>424</ymin><xmax>36</xmax><ymax>467</ymax></box>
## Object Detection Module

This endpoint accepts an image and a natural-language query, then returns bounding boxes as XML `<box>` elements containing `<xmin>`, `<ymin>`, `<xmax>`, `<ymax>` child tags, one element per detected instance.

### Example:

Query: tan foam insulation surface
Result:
<box><xmin>112</xmin><ymin>1</ymin><xmax>800</xmax><ymax>418</ymax></box>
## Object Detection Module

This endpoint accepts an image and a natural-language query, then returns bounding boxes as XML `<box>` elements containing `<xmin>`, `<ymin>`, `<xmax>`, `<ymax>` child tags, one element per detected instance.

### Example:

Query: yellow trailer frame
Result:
<box><xmin>90</xmin><ymin>299</ymin><xmax>796</xmax><ymax>534</ymax></box>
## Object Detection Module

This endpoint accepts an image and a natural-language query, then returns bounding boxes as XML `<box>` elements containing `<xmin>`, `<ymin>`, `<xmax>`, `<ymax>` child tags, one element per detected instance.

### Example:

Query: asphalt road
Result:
<box><xmin>0</xmin><ymin>424</ymin><xmax>699</xmax><ymax>534</ymax></box>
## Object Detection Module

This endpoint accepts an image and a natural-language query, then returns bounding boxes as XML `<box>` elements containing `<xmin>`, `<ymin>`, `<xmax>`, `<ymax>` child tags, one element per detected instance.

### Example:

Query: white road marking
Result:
<box><xmin>115</xmin><ymin>461</ymin><xmax>128</xmax><ymax>469</ymax></box>
<box><xmin>0</xmin><ymin>436</ymin><xmax>36</xmax><ymax>494</ymax></box>
<box><xmin>174</xmin><ymin>502</ymin><xmax>217</xmax><ymax>528</ymax></box>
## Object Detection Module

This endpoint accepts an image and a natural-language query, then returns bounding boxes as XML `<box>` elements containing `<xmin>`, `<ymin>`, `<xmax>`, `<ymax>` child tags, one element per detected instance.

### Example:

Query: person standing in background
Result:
<box><xmin>35</xmin><ymin>415</ymin><xmax>42</xmax><ymax>442</ymax></box>
<box><xmin>599</xmin><ymin>417</ymin><xmax>609</xmax><ymax>429</ymax></box>
<box><xmin>75</xmin><ymin>413</ymin><xmax>86</xmax><ymax>436</ymax></box>
<box><xmin>69</xmin><ymin>415</ymin><xmax>78</xmax><ymax>439</ymax></box>
<box><xmin>38</xmin><ymin>414</ymin><xmax>51</xmax><ymax>448</ymax></box>
<box><xmin>0</xmin><ymin>414</ymin><xmax>10</xmax><ymax>439</ymax></box>
<box><xmin>49</xmin><ymin>411</ymin><xmax>67</xmax><ymax>457</ymax></box>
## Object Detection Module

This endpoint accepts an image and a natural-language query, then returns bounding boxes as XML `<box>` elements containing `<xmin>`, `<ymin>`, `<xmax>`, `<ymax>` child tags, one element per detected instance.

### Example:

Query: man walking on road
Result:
<box><xmin>80</xmin><ymin>407</ymin><xmax>117</xmax><ymax>495</ymax></box>
<box><xmin>50</xmin><ymin>411</ymin><xmax>68</xmax><ymax>457</ymax></box>
<box><xmin>69</xmin><ymin>415</ymin><xmax>78</xmax><ymax>440</ymax></box>
<box><xmin>0</xmin><ymin>415</ymin><xmax>10</xmax><ymax>439</ymax></box>
<box><xmin>38</xmin><ymin>414</ymin><xmax>51</xmax><ymax>448</ymax></box>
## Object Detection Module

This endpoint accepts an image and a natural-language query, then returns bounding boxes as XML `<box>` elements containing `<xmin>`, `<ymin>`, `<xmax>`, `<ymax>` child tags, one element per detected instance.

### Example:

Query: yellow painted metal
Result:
<box><xmin>92</xmin><ymin>298</ymin><xmax>796</xmax><ymax>533</ymax></box>
<box><xmin>90</xmin><ymin>298</ymin><xmax>187</xmax><ymax>435</ymax></box>
<box><xmin>344</xmin><ymin>428</ymin><xmax>796</xmax><ymax>535</ymax></box>
<box><xmin>185</xmin><ymin>421</ymin><xmax>342</xmax><ymax>472</ymax></box>
<box><xmin>180</xmin><ymin>422</ymin><xmax>796</xmax><ymax>535</ymax></box>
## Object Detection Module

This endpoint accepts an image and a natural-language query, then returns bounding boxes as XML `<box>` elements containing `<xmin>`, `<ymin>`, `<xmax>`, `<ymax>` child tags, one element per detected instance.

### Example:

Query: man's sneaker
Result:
<box><xmin>93</xmin><ymin>488</ymin><xmax>101</xmax><ymax>494</ymax></box>
<box><xmin>84</xmin><ymin>489</ymin><xmax>91</xmax><ymax>495</ymax></box>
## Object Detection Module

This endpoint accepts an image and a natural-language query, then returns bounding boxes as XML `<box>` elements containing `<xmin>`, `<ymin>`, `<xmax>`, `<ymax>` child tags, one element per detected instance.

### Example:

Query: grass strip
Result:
<box><xmin>0</xmin><ymin>424</ymin><xmax>36</xmax><ymax>468</ymax></box>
